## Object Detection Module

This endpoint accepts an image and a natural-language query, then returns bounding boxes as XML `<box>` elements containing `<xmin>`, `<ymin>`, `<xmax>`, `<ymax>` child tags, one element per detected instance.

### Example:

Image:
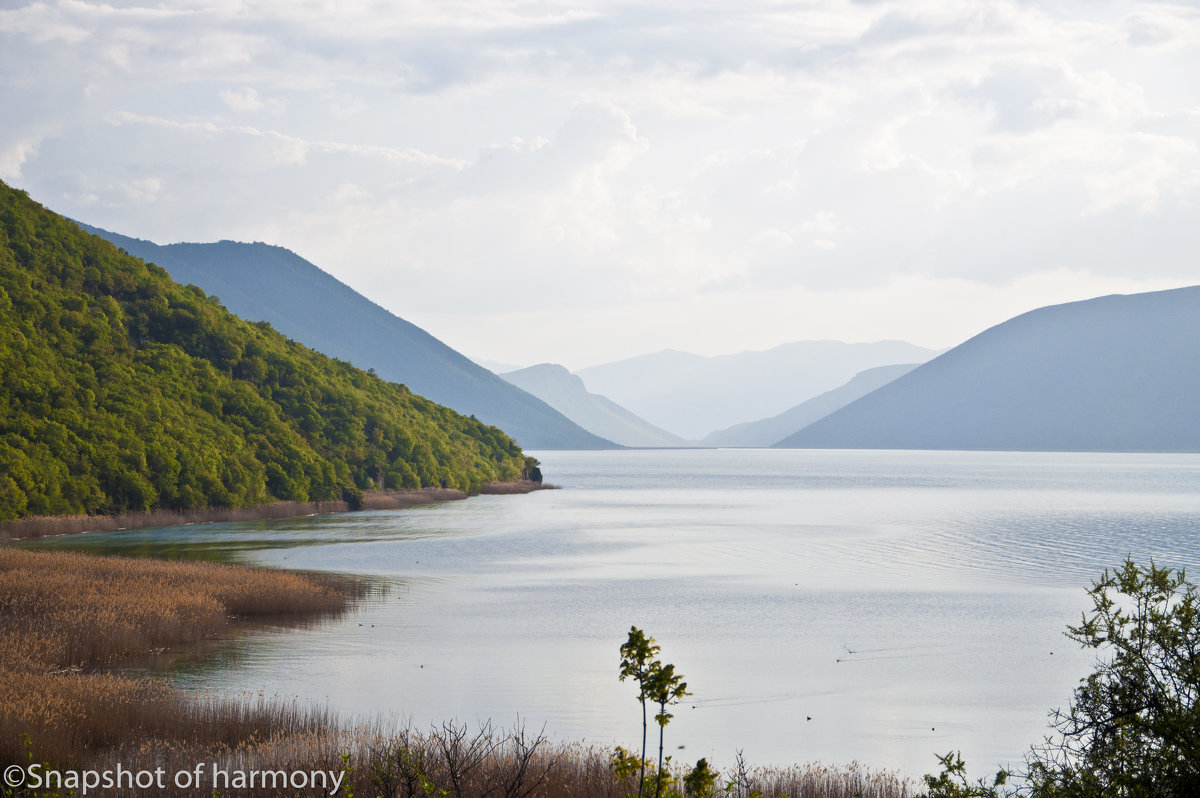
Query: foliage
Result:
<box><xmin>0</xmin><ymin>181</ymin><xmax>536</xmax><ymax>520</ymax></box>
<box><xmin>683</xmin><ymin>758</ymin><xmax>719</xmax><ymax>798</ymax></box>
<box><xmin>613</xmin><ymin>746</ymin><xmax>661</xmax><ymax>798</ymax></box>
<box><xmin>1025</xmin><ymin>558</ymin><xmax>1200</xmax><ymax>797</ymax></box>
<box><xmin>921</xmin><ymin>559</ymin><xmax>1200</xmax><ymax>798</ymax></box>
<box><xmin>647</xmin><ymin>661</ymin><xmax>691</xmax><ymax>798</ymax></box>
<box><xmin>919</xmin><ymin>752</ymin><xmax>1009</xmax><ymax>798</ymax></box>
<box><xmin>620</xmin><ymin>625</ymin><xmax>662</xmax><ymax>798</ymax></box>
<box><xmin>617</xmin><ymin>626</ymin><xmax>690</xmax><ymax>798</ymax></box>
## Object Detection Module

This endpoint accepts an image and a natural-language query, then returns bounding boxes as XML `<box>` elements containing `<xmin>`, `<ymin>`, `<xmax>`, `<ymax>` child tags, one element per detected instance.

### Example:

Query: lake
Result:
<box><xmin>21</xmin><ymin>449</ymin><xmax>1200</xmax><ymax>780</ymax></box>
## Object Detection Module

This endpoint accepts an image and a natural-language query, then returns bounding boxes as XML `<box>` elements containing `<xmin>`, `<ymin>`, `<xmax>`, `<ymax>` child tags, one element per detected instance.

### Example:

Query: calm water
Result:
<box><xmin>22</xmin><ymin>449</ymin><xmax>1200</xmax><ymax>779</ymax></box>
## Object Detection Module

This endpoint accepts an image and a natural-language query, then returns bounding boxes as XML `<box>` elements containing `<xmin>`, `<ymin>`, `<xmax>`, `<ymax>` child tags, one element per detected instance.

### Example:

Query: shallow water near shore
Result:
<box><xmin>21</xmin><ymin>449</ymin><xmax>1200</xmax><ymax>780</ymax></box>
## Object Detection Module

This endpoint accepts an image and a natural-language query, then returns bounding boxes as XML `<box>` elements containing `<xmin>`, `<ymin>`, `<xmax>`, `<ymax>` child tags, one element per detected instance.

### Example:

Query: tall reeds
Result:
<box><xmin>0</xmin><ymin>547</ymin><xmax>913</xmax><ymax>797</ymax></box>
<box><xmin>0</xmin><ymin>547</ymin><xmax>351</xmax><ymax>767</ymax></box>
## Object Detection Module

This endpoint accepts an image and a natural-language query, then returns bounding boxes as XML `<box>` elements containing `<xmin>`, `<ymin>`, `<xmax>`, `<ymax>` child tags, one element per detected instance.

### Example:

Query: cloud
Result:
<box><xmin>0</xmin><ymin>2</ymin><xmax>92</xmax><ymax>45</ymax></box>
<box><xmin>0</xmin><ymin>138</ymin><xmax>40</xmax><ymax>181</ymax></box>
<box><xmin>218</xmin><ymin>86</ymin><xmax>287</xmax><ymax>113</ymax></box>
<box><xmin>67</xmin><ymin>175</ymin><xmax>166</xmax><ymax>207</ymax></box>
<box><xmin>3</xmin><ymin>0</ymin><xmax>1199</xmax><ymax>365</ymax></box>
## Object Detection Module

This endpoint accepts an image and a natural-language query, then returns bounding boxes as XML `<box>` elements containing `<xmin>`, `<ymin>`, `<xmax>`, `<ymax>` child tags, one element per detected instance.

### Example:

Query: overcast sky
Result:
<box><xmin>2</xmin><ymin>1</ymin><xmax>1198</xmax><ymax>369</ymax></box>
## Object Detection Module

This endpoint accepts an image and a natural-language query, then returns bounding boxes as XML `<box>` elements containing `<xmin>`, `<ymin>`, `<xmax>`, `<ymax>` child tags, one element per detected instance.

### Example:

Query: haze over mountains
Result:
<box><xmin>500</xmin><ymin>364</ymin><xmax>686</xmax><ymax>448</ymax></box>
<box><xmin>80</xmin><ymin>225</ymin><xmax>613</xmax><ymax>450</ymax></box>
<box><xmin>702</xmin><ymin>363</ymin><xmax>919</xmax><ymax>447</ymax></box>
<box><xmin>575</xmin><ymin>341</ymin><xmax>940</xmax><ymax>440</ymax></box>
<box><xmin>75</xmin><ymin>226</ymin><xmax>1200</xmax><ymax>454</ymax></box>
<box><xmin>779</xmin><ymin>286</ymin><xmax>1200</xmax><ymax>452</ymax></box>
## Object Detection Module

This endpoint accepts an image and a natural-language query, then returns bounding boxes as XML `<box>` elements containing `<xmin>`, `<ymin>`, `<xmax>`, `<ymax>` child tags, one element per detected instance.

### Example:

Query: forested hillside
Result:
<box><xmin>80</xmin><ymin>226</ymin><xmax>614</xmax><ymax>450</ymax></box>
<box><xmin>0</xmin><ymin>182</ymin><xmax>536</xmax><ymax>521</ymax></box>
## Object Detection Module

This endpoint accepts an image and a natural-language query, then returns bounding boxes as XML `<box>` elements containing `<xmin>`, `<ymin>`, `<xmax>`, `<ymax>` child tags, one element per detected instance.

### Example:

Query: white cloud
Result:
<box><xmin>0</xmin><ymin>138</ymin><xmax>40</xmax><ymax>181</ymax></box>
<box><xmin>0</xmin><ymin>2</ymin><xmax>92</xmax><ymax>45</ymax></box>
<box><xmin>2</xmin><ymin>0</ymin><xmax>1199</xmax><ymax>365</ymax></box>
<box><xmin>220</xmin><ymin>86</ymin><xmax>264</xmax><ymax>111</ymax></box>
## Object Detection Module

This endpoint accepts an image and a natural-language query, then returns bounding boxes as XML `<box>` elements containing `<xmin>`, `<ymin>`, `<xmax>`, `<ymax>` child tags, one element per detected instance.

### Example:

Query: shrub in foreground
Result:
<box><xmin>922</xmin><ymin>558</ymin><xmax>1200</xmax><ymax>798</ymax></box>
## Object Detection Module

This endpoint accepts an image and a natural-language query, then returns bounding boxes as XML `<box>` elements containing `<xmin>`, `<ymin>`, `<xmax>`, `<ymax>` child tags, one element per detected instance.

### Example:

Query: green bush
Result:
<box><xmin>921</xmin><ymin>558</ymin><xmax>1200</xmax><ymax>798</ymax></box>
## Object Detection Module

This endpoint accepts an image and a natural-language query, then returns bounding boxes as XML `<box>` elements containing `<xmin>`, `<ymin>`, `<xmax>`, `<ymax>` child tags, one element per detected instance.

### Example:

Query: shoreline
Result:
<box><xmin>0</xmin><ymin>480</ymin><xmax>553</xmax><ymax>542</ymax></box>
<box><xmin>0</xmin><ymin>544</ymin><xmax>911</xmax><ymax>797</ymax></box>
<box><xmin>0</xmin><ymin>489</ymin><xmax>916</xmax><ymax>797</ymax></box>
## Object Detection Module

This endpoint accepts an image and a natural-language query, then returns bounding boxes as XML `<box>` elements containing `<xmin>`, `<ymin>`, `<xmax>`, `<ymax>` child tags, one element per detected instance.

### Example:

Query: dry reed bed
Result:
<box><xmin>48</xmin><ymin>719</ymin><xmax>914</xmax><ymax>798</ymax></box>
<box><xmin>0</xmin><ymin>547</ymin><xmax>348</xmax><ymax>669</ymax></box>
<box><xmin>0</xmin><ymin>547</ymin><xmax>912</xmax><ymax>797</ymax></box>
<box><xmin>0</xmin><ymin>547</ymin><xmax>350</xmax><ymax>768</ymax></box>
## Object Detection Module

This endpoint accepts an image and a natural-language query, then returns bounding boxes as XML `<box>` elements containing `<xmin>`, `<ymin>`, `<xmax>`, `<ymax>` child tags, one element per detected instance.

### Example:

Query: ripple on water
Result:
<box><xmin>14</xmin><ymin>449</ymin><xmax>1200</xmax><ymax>778</ymax></box>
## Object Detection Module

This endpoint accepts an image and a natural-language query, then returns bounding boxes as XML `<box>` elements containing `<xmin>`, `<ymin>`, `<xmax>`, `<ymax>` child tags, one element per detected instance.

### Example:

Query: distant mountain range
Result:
<box><xmin>500</xmin><ymin>364</ymin><xmax>687</xmax><ymax>448</ymax></box>
<box><xmin>75</xmin><ymin>228</ymin><xmax>1199</xmax><ymax>454</ymax></box>
<box><xmin>778</xmin><ymin>286</ymin><xmax>1200</xmax><ymax>452</ymax></box>
<box><xmin>701</xmin><ymin>363</ymin><xmax>918</xmax><ymax>447</ymax></box>
<box><xmin>79</xmin><ymin>225</ymin><xmax>614</xmax><ymax>450</ymax></box>
<box><xmin>575</xmin><ymin>341</ymin><xmax>940</xmax><ymax>440</ymax></box>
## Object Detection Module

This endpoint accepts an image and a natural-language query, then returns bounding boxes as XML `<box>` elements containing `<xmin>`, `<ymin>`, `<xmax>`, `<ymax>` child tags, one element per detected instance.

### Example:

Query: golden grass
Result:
<box><xmin>740</xmin><ymin>760</ymin><xmax>912</xmax><ymax>797</ymax></box>
<box><xmin>15</xmin><ymin>718</ymin><xmax>914</xmax><ymax>798</ymax></box>
<box><xmin>0</xmin><ymin>547</ymin><xmax>351</xmax><ymax>768</ymax></box>
<box><xmin>0</xmin><ymin>547</ymin><xmax>348</xmax><ymax>670</ymax></box>
<box><xmin>0</xmin><ymin>547</ymin><xmax>913</xmax><ymax>797</ymax></box>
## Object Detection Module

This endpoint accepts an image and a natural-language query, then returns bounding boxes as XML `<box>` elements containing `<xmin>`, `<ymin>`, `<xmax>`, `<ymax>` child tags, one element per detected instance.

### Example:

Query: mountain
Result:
<box><xmin>77</xmin><ymin>225</ymin><xmax>614</xmax><ymax>451</ymax></box>
<box><xmin>777</xmin><ymin>286</ymin><xmax>1200</xmax><ymax>452</ymax></box>
<box><xmin>0</xmin><ymin>181</ymin><xmax>536</xmax><ymax>521</ymax></box>
<box><xmin>575</xmin><ymin>341</ymin><xmax>940</xmax><ymax>440</ymax></box>
<box><xmin>500</xmin><ymin>363</ymin><xmax>688</xmax><ymax>448</ymax></box>
<box><xmin>473</xmin><ymin>357</ymin><xmax>523</xmax><ymax>374</ymax></box>
<box><xmin>701</xmin><ymin>363</ymin><xmax>918</xmax><ymax>447</ymax></box>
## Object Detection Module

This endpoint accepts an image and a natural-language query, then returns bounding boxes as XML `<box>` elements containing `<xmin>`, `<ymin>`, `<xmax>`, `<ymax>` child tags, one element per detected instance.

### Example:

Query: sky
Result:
<box><xmin>2</xmin><ymin>0</ymin><xmax>1198</xmax><ymax>370</ymax></box>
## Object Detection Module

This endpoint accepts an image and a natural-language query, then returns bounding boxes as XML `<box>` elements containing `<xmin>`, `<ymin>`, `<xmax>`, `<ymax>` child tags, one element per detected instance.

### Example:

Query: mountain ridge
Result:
<box><xmin>500</xmin><ymin>363</ymin><xmax>688</xmax><ymax>448</ymax></box>
<box><xmin>778</xmin><ymin>286</ymin><xmax>1200</xmax><ymax>452</ymax></box>
<box><xmin>701</xmin><ymin>363</ymin><xmax>918</xmax><ymax>447</ymax></box>
<box><xmin>78</xmin><ymin>225</ymin><xmax>615</xmax><ymax>451</ymax></box>
<box><xmin>576</xmin><ymin>340</ymin><xmax>940</xmax><ymax>439</ymax></box>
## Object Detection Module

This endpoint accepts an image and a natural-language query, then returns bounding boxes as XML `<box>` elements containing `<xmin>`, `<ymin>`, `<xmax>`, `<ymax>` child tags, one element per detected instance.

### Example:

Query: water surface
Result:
<box><xmin>24</xmin><ymin>449</ymin><xmax>1200</xmax><ymax>779</ymax></box>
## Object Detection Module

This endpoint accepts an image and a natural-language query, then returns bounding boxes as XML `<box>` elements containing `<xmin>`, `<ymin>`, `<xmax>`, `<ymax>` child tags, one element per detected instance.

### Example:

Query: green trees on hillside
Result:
<box><xmin>0</xmin><ymin>182</ymin><xmax>536</xmax><ymax>521</ymax></box>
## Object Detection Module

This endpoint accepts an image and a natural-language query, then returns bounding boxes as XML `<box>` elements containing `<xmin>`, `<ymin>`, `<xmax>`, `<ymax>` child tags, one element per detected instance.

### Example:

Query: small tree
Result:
<box><xmin>1026</xmin><ymin>558</ymin><xmax>1200</xmax><ymax>797</ymax></box>
<box><xmin>620</xmin><ymin>626</ymin><xmax>661</xmax><ymax>798</ymax></box>
<box><xmin>683</xmin><ymin>758</ymin><xmax>719</xmax><ymax>798</ymax></box>
<box><xmin>920</xmin><ymin>751</ymin><xmax>1009</xmax><ymax>798</ymax></box>
<box><xmin>647</xmin><ymin>660</ymin><xmax>691</xmax><ymax>798</ymax></box>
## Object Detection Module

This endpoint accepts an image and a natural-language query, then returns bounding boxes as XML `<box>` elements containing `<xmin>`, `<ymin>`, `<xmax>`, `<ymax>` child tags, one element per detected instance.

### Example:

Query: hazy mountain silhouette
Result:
<box><xmin>777</xmin><ymin>286</ymin><xmax>1200</xmax><ymax>451</ymax></box>
<box><xmin>474</xmin><ymin>357</ymin><xmax>523</xmax><ymax>375</ymax></box>
<box><xmin>701</xmin><ymin>363</ymin><xmax>918</xmax><ymax>447</ymax></box>
<box><xmin>576</xmin><ymin>341</ymin><xmax>938</xmax><ymax>440</ymax></box>
<box><xmin>80</xmin><ymin>224</ymin><xmax>615</xmax><ymax>450</ymax></box>
<box><xmin>501</xmin><ymin>364</ymin><xmax>688</xmax><ymax>448</ymax></box>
